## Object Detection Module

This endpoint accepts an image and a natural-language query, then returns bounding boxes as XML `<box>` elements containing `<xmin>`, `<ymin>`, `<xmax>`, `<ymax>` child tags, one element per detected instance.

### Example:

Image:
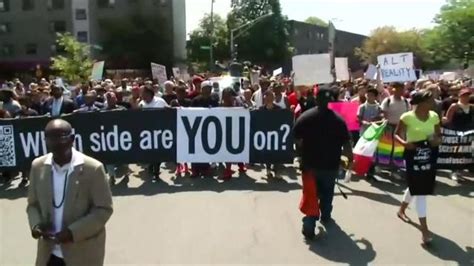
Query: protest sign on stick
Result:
<box><xmin>273</xmin><ymin>67</ymin><xmax>283</xmax><ymax>77</ymax></box>
<box><xmin>365</xmin><ymin>64</ymin><xmax>377</xmax><ymax>80</ymax></box>
<box><xmin>335</xmin><ymin>57</ymin><xmax>349</xmax><ymax>81</ymax></box>
<box><xmin>250</xmin><ymin>71</ymin><xmax>260</xmax><ymax>85</ymax></box>
<box><xmin>172</xmin><ymin>67</ymin><xmax>181</xmax><ymax>79</ymax></box>
<box><xmin>292</xmin><ymin>54</ymin><xmax>333</xmax><ymax>86</ymax></box>
<box><xmin>91</xmin><ymin>61</ymin><xmax>105</xmax><ymax>81</ymax></box>
<box><xmin>377</xmin><ymin>53</ymin><xmax>416</xmax><ymax>82</ymax></box>
<box><xmin>151</xmin><ymin>63</ymin><xmax>168</xmax><ymax>86</ymax></box>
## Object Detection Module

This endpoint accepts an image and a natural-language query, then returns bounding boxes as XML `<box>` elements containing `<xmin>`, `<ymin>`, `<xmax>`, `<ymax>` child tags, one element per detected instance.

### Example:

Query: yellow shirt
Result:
<box><xmin>401</xmin><ymin>111</ymin><xmax>440</xmax><ymax>143</ymax></box>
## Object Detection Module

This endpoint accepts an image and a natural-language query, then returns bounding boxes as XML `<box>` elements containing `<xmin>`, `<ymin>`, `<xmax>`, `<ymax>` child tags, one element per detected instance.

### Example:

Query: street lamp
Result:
<box><xmin>230</xmin><ymin>12</ymin><xmax>273</xmax><ymax>59</ymax></box>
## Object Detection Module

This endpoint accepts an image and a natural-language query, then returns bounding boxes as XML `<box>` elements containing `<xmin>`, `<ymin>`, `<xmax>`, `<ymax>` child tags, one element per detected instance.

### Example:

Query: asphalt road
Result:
<box><xmin>1</xmin><ymin>164</ymin><xmax>473</xmax><ymax>265</ymax></box>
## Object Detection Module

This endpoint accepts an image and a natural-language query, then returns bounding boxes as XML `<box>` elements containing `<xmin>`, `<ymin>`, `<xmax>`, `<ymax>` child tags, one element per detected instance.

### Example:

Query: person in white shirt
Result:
<box><xmin>138</xmin><ymin>87</ymin><xmax>168</xmax><ymax>181</ymax></box>
<box><xmin>380</xmin><ymin>82</ymin><xmax>411</xmax><ymax>179</ymax></box>
<box><xmin>27</xmin><ymin>119</ymin><xmax>113</xmax><ymax>265</ymax></box>
<box><xmin>138</xmin><ymin>87</ymin><xmax>168</xmax><ymax>109</ymax></box>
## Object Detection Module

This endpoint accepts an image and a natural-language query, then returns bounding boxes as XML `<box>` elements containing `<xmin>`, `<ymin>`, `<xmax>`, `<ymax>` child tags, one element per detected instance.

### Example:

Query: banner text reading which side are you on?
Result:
<box><xmin>0</xmin><ymin>108</ymin><xmax>294</xmax><ymax>171</ymax></box>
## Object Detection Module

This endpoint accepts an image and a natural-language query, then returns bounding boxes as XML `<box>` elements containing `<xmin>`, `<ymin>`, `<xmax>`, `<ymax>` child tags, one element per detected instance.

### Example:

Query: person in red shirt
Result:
<box><xmin>221</xmin><ymin>88</ymin><xmax>247</xmax><ymax>180</ymax></box>
<box><xmin>188</xmin><ymin>76</ymin><xmax>204</xmax><ymax>99</ymax></box>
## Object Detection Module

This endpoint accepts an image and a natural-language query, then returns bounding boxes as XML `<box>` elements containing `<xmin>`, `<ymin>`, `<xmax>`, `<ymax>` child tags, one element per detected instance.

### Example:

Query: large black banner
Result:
<box><xmin>437</xmin><ymin>128</ymin><xmax>474</xmax><ymax>170</ymax></box>
<box><xmin>0</xmin><ymin>108</ymin><xmax>294</xmax><ymax>171</ymax></box>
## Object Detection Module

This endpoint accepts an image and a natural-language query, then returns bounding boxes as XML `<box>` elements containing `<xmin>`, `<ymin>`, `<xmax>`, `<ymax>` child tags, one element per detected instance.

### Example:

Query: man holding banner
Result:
<box><xmin>294</xmin><ymin>86</ymin><xmax>353</xmax><ymax>240</ymax></box>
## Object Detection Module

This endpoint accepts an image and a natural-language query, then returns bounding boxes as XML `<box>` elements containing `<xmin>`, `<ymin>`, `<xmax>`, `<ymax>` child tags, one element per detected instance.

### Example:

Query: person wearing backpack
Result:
<box><xmin>380</xmin><ymin>82</ymin><xmax>411</xmax><ymax>179</ymax></box>
<box><xmin>357</xmin><ymin>87</ymin><xmax>384</xmax><ymax>180</ymax></box>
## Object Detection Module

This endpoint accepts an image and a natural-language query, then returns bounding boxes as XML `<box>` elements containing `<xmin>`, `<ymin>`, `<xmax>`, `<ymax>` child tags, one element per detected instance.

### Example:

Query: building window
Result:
<box><xmin>22</xmin><ymin>0</ymin><xmax>35</xmax><ymax>11</ymax></box>
<box><xmin>0</xmin><ymin>0</ymin><xmax>10</xmax><ymax>12</ymax></box>
<box><xmin>98</xmin><ymin>0</ymin><xmax>115</xmax><ymax>8</ymax></box>
<box><xmin>75</xmin><ymin>9</ymin><xmax>87</xmax><ymax>20</ymax></box>
<box><xmin>293</xmin><ymin>28</ymin><xmax>298</xmax><ymax>36</ymax></box>
<box><xmin>77</xmin><ymin>31</ymin><xmax>88</xmax><ymax>43</ymax></box>
<box><xmin>50</xmin><ymin>21</ymin><xmax>66</xmax><ymax>33</ymax></box>
<box><xmin>307</xmin><ymin>31</ymin><xmax>313</xmax><ymax>40</ymax></box>
<box><xmin>48</xmin><ymin>0</ymin><xmax>64</xmax><ymax>10</ymax></box>
<box><xmin>25</xmin><ymin>43</ymin><xmax>37</xmax><ymax>55</ymax></box>
<box><xmin>1</xmin><ymin>44</ymin><xmax>13</xmax><ymax>56</ymax></box>
<box><xmin>0</xmin><ymin>23</ymin><xmax>10</xmax><ymax>34</ymax></box>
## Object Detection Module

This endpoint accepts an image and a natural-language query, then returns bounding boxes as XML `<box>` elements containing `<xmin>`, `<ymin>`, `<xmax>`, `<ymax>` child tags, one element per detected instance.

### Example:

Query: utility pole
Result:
<box><xmin>209</xmin><ymin>0</ymin><xmax>215</xmax><ymax>71</ymax></box>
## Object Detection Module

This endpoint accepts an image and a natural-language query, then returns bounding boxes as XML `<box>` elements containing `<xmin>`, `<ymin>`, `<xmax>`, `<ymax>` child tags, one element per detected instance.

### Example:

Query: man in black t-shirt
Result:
<box><xmin>293</xmin><ymin>86</ymin><xmax>353</xmax><ymax>240</ymax></box>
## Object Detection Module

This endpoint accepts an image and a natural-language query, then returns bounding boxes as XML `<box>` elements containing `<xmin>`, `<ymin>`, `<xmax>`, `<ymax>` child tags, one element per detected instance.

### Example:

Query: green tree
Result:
<box><xmin>304</xmin><ymin>16</ymin><xmax>328</xmax><ymax>27</ymax></box>
<box><xmin>355</xmin><ymin>26</ymin><xmax>433</xmax><ymax>69</ymax></box>
<box><xmin>187</xmin><ymin>14</ymin><xmax>230</xmax><ymax>64</ymax></box>
<box><xmin>425</xmin><ymin>0</ymin><xmax>474</xmax><ymax>67</ymax></box>
<box><xmin>51</xmin><ymin>32</ymin><xmax>94</xmax><ymax>82</ymax></box>
<box><xmin>99</xmin><ymin>14</ymin><xmax>172</xmax><ymax>69</ymax></box>
<box><xmin>228</xmin><ymin>0</ymin><xmax>291</xmax><ymax>65</ymax></box>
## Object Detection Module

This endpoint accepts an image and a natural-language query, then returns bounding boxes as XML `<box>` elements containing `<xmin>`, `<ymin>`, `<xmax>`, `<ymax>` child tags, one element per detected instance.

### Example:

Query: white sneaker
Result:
<box><xmin>451</xmin><ymin>173</ymin><xmax>460</xmax><ymax>181</ymax></box>
<box><xmin>343</xmin><ymin>171</ymin><xmax>352</xmax><ymax>183</ymax></box>
<box><xmin>392</xmin><ymin>172</ymin><xmax>402</xmax><ymax>180</ymax></box>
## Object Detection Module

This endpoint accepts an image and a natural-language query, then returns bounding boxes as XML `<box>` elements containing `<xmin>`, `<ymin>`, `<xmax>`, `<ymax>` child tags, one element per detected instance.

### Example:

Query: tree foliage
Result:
<box><xmin>187</xmin><ymin>14</ymin><xmax>230</xmax><ymax>64</ymax></box>
<box><xmin>228</xmin><ymin>0</ymin><xmax>291</xmax><ymax>66</ymax></box>
<box><xmin>355</xmin><ymin>27</ymin><xmax>441</xmax><ymax>69</ymax></box>
<box><xmin>50</xmin><ymin>33</ymin><xmax>93</xmax><ymax>82</ymax></box>
<box><xmin>426</xmin><ymin>0</ymin><xmax>474</xmax><ymax>64</ymax></box>
<box><xmin>304</xmin><ymin>16</ymin><xmax>328</xmax><ymax>27</ymax></box>
<box><xmin>99</xmin><ymin>14</ymin><xmax>172</xmax><ymax>69</ymax></box>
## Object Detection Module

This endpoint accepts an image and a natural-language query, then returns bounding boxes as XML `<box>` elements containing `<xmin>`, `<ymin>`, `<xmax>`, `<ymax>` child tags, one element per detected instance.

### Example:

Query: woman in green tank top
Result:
<box><xmin>394</xmin><ymin>90</ymin><xmax>442</xmax><ymax>245</ymax></box>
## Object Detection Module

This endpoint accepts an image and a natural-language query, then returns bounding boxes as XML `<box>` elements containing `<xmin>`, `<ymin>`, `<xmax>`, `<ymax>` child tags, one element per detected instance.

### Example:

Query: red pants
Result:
<box><xmin>299</xmin><ymin>170</ymin><xmax>320</xmax><ymax>217</ymax></box>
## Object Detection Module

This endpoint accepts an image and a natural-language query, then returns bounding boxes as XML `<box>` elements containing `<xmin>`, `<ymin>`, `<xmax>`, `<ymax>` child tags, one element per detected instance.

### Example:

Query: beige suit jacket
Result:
<box><xmin>26</xmin><ymin>152</ymin><xmax>113</xmax><ymax>266</ymax></box>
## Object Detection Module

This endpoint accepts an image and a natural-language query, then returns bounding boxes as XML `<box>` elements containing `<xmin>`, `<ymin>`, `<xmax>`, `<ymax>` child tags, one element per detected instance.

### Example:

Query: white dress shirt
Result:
<box><xmin>51</xmin><ymin>97</ymin><xmax>64</xmax><ymax>116</ymax></box>
<box><xmin>44</xmin><ymin>148</ymin><xmax>84</xmax><ymax>258</ymax></box>
<box><xmin>138</xmin><ymin>97</ymin><xmax>168</xmax><ymax>109</ymax></box>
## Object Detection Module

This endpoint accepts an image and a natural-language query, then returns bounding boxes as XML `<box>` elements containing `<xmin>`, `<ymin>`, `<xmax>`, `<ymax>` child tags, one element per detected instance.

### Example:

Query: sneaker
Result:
<box><xmin>220</xmin><ymin>169</ymin><xmax>234</xmax><ymax>181</ymax></box>
<box><xmin>451</xmin><ymin>172</ymin><xmax>460</xmax><ymax>181</ymax></box>
<box><xmin>301</xmin><ymin>227</ymin><xmax>316</xmax><ymax>240</ymax></box>
<box><xmin>238</xmin><ymin>164</ymin><xmax>247</xmax><ymax>173</ymax></box>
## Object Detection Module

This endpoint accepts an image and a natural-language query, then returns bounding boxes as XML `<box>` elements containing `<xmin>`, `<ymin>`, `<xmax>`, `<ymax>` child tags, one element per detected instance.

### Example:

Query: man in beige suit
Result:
<box><xmin>27</xmin><ymin>119</ymin><xmax>113</xmax><ymax>266</ymax></box>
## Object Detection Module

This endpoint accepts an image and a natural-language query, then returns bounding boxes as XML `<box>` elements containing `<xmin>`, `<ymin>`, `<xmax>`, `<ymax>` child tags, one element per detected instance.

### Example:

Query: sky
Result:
<box><xmin>186</xmin><ymin>0</ymin><xmax>447</xmax><ymax>37</ymax></box>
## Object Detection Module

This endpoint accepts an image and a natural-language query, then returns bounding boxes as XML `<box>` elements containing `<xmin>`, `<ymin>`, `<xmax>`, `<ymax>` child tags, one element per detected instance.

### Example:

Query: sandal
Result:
<box><xmin>397</xmin><ymin>212</ymin><xmax>410</xmax><ymax>222</ymax></box>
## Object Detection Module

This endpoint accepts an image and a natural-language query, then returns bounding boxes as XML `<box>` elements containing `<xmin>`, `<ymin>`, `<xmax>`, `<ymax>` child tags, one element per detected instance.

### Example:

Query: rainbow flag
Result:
<box><xmin>376</xmin><ymin>129</ymin><xmax>405</xmax><ymax>167</ymax></box>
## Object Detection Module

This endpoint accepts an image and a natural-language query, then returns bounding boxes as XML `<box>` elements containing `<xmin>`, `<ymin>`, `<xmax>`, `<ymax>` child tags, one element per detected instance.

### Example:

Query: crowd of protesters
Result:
<box><xmin>1</xmin><ymin>67</ymin><xmax>473</xmax><ymax>186</ymax></box>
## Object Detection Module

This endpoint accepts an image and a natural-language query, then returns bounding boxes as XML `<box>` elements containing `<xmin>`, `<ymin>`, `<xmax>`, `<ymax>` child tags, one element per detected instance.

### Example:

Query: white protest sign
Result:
<box><xmin>91</xmin><ymin>61</ymin><xmax>105</xmax><ymax>81</ymax></box>
<box><xmin>365</xmin><ymin>64</ymin><xmax>377</xmax><ymax>80</ymax></box>
<box><xmin>176</xmin><ymin>107</ymin><xmax>250</xmax><ymax>163</ymax></box>
<box><xmin>151</xmin><ymin>63</ymin><xmax>167</xmax><ymax>85</ymax></box>
<box><xmin>250</xmin><ymin>71</ymin><xmax>260</xmax><ymax>85</ymax></box>
<box><xmin>377</xmin><ymin>53</ymin><xmax>416</xmax><ymax>82</ymax></box>
<box><xmin>55</xmin><ymin>78</ymin><xmax>65</xmax><ymax>89</ymax></box>
<box><xmin>440</xmin><ymin>72</ymin><xmax>456</xmax><ymax>81</ymax></box>
<box><xmin>335</xmin><ymin>57</ymin><xmax>349</xmax><ymax>81</ymax></box>
<box><xmin>273</xmin><ymin>67</ymin><xmax>282</xmax><ymax>77</ymax></box>
<box><xmin>292</xmin><ymin>53</ymin><xmax>333</xmax><ymax>86</ymax></box>
<box><xmin>172</xmin><ymin>67</ymin><xmax>181</xmax><ymax>79</ymax></box>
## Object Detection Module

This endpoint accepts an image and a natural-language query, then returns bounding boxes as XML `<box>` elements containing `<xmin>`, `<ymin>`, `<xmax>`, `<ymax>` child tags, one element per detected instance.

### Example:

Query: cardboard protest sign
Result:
<box><xmin>250</xmin><ymin>71</ymin><xmax>260</xmax><ymax>85</ymax></box>
<box><xmin>365</xmin><ymin>64</ymin><xmax>377</xmax><ymax>80</ymax></box>
<box><xmin>377</xmin><ymin>53</ymin><xmax>416</xmax><ymax>82</ymax></box>
<box><xmin>440</xmin><ymin>72</ymin><xmax>456</xmax><ymax>81</ymax></box>
<box><xmin>335</xmin><ymin>57</ymin><xmax>349</xmax><ymax>81</ymax></box>
<box><xmin>91</xmin><ymin>61</ymin><xmax>105</xmax><ymax>81</ymax></box>
<box><xmin>292</xmin><ymin>53</ymin><xmax>333</xmax><ymax>86</ymax></box>
<box><xmin>172</xmin><ymin>67</ymin><xmax>181</xmax><ymax>79</ymax></box>
<box><xmin>328</xmin><ymin>102</ymin><xmax>359</xmax><ymax>131</ymax></box>
<box><xmin>151</xmin><ymin>63</ymin><xmax>168</xmax><ymax>85</ymax></box>
<box><xmin>273</xmin><ymin>67</ymin><xmax>283</xmax><ymax>77</ymax></box>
